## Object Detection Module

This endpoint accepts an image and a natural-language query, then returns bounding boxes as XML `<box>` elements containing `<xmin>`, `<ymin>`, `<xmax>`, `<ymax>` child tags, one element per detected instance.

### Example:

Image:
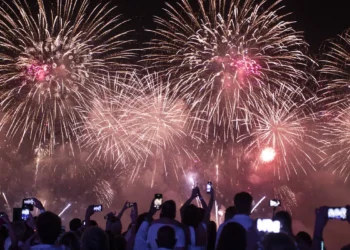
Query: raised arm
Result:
<box><xmin>197</xmin><ymin>188</ymin><xmax>208</xmax><ymax>211</ymax></box>
<box><xmin>312</xmin><ymin>206</ymin><xmax>328</xmax><ymax>250</ymax></box>
<box><xmin>180</xmin><ymin>187</ymin><xmax>198</xmax><ymax>221</ymax></box>
<box><xmin>116</xmin><ymin>201</ymin><xmax>129</xmax><ymax>220</ymax></box>
<box><xmin>203</xmin><ymin>185</ymin><xmax>215</xmax><ymax>224</ymax></box>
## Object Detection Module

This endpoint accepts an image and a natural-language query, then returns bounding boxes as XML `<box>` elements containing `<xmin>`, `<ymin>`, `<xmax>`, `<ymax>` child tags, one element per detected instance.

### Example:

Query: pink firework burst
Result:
<box><xmin>26</xmin><ymin>63</ymin><xmax>50</xmax><ymax>82</ymax></box>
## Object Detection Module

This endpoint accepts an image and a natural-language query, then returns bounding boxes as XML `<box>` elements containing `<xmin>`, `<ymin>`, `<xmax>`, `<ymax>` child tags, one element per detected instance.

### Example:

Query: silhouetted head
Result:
<box><xmin>273</xmin><ymin>211</ymin><xmax>292</xmax><ymax>233</ymax></box>
<box><xmin>160</xmin><ymin>200</ymin><xmax>176</xmax><ymax>220</ymax></box>
<box><xmin>216</xmin><ymin>222</ymin><xmax>246</xmax><ymax>250</ymax></box>
<box><xmin>81</xmin><ymin>226</ymin><xmax>109</xmax><ymax>250</ymax></box>
<box><xmin>234</xmin><ymin>192</ymin><xmax>253</xmax><ymax>215</ymax></box>
<box><xmin>59</xmin><ymin>232</ymin><xmax>80</xmax><ymax>250</ymax></box>
<box><xmin>36</xmin><ymin>211</ymin><xmax>61</xmax><ymax>244</ymax></box>
<box><xmin>183</xmin><ymin>204</ymin><xmax>200</xmax><ymax>227</ymax></box>
<box><xmin>296</xmin><ymin>231</ymin><xmax>312</xmax><ymax>247</ymax></box>
<box><xmin>263</xmin><ymin>233</ymin><xmax>296</xmax><ymax>250</ymax></box>
<box><xmin>69</xmin><ymin>218</ymin><xmax>82</xmax><ymax>231</ymax></box>
<box><xmin>156</xmin><ymin>226</ymin><xmax>177</xmax><ymax>249</ymax></box>
<box><xmin>225</xmin><ymin>206</ymin><xmax>237</xmax><ymax>221</ymax></box>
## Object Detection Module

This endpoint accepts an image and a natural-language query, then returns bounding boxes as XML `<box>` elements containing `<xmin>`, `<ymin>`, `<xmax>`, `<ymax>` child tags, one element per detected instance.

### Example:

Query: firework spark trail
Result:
<box><xmin>80</xmin><ymin>72</ymin><xmax>200</xmax><ymax>181</ymax></box>
<box><xmin>145</xmin><ymin>0</ymin><xmax>312</xmax><ymax>141</ymax></box>
<box><xmin>2</xmin><ymin>192</ymin><xmax>9</xmax><ymax>207</ymax></box>
<box><xmin>274</xmin><ymin>185</ymin><xmax>297</xmax><ymax>213</ymax></box>
<box><xmin>58</xmin><ymin>203</ymin><xmax>71</xmax><ymax>217</ymax></box>
<box><xmin>242</xmin><ymin>90</ymin><xmax>322</xmax><ymax>180</ymax></box>
<box><xmin>318</xmin><ymin>29</ymin><xmax>350</xmax><ymax>182</ymax></box>
<box><xmin>0</xmin><ymin>0</ymin><xmax>134</xmax><ymax>153</ymax></box>
<box><xmin>251</xmin><ymin>195</ymin><xmax>266</xmax><ymax>213</ymax></box>
<box><xmin>321</xmin><ymin>104</ymin><xmax>350</xmax><ymax>182</ymax></box>
<box><xmin>93</xmin><ymin>179</ymin><xmax>114</xmax><ymax>207</ymax></box>
<box><xmin>319</xmin><ymin>29</ymin><xmax>350</xmax><ymax>108</ymax></box>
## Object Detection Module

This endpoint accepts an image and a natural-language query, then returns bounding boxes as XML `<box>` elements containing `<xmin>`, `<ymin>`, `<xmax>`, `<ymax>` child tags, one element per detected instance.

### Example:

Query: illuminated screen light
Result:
<box><xmin>260</xmin><ymin>147</ymin><xmax>276</xmax><ymax>163</ymax></box>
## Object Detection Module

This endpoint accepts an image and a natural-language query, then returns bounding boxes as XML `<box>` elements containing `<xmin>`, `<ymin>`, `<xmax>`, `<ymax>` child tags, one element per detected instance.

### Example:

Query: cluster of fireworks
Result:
<box><xmin>0</xmin><ymin>0</ymin><xmax>350</xmax><ymax>210</ymax></box>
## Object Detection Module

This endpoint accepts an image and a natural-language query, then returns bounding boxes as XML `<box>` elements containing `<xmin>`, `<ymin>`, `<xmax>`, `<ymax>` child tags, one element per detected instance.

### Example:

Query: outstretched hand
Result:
<box><xmin>32</xmin><ymin>198</ymin><xmax>44</xmax><ymax>211</ymax></box>
<box><xmin>85</xmin><ymin>205</ymin><xmax>95</xmax><ymax>219</ymax></box>
<box><xmin>191</xmin><ymin>187</ymin><xmax>199</xmax><ymax>199</ymax></box>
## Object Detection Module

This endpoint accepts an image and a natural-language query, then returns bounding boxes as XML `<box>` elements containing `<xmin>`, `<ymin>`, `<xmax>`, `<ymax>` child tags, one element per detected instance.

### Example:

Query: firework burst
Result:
<box><xmin>145</xmin><ymin>0</ymin><xmax>311</xmax><ymax>141</ymax></box>
<box><xmin>243</xmin><ymin>90</ymin><xmax>322</xmax><ymax>180</ymax></box>
<box><xmin>0</xmin><ymin>0</ymin><xmax>133</xmax><ymax>153</ymax></box>
<box><xmin>321</xmin><ymin>104</ymin><xmax>350</xmax><ymax>182</ymax></box>
<box><xmin>273</xmin><ymin>185</ymin><xmax>297</xmax><ymax>213</ymax></box>
<box><xmin>319</xmin><ymin>29</ymin><xmax>350</xmax><ymax>107</ymax></box>
<box><xmin>80</xmin><ymin>72</ymin><xmax>200</xmax><ymax>184</ymax></box>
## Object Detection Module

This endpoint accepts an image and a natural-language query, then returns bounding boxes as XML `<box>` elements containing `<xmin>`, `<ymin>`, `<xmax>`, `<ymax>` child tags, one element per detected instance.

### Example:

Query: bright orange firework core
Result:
<box><xmin>260</xmin><ymin>147</ymin><xmax>276</xmax><ymax>163</ymax></box>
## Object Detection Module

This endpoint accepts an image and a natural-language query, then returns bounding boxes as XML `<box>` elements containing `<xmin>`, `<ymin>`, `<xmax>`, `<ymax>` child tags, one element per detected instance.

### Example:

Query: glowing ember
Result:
<box><xmin>260</xmin><ymin>147</ymin><xmax>276</xmax><ymax>163</ymax></box>
<box><xmin>231</xmin><ymin>57</ymin><xmax>261</xmax><ymax>75</ymax></box>
<box><xmin>26</xmin><ymin>64</ymin><xmax>50</xmax><ymax>81</ymax></box>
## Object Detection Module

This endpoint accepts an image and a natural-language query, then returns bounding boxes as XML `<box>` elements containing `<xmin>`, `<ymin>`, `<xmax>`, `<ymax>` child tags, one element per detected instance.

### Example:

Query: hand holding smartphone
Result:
<box><xmin>154</xmin><ymin>194</ymin><xmax>163</xmax><ymax>210</ymax></box>
<box><xmin>22</xmin><ymin>198</ymin><xmax>34</xmax><ymax>211</ymax></box>
<box><xmin>206</xmin><ymin>182</ymin><xmax>212</xmax><ymax>193</ymax></box>
<box><xmin>269</xmin><ymin>199</ymin><xmax>281</xmax><ymax>207</ymax></box>
<box><xmin>21</xmin><ymin>208</ymin><xmax>30</xmax><ymax>221</ymax></box>
<box><xmin>93</xmin><ymin>205</ymin><xmax>103</xmax><ymax>212</ymax></box>
<box><xmin>327</xmin><ymin>207</ymin><xmax>347</xmax><ymax>220</ymax></box>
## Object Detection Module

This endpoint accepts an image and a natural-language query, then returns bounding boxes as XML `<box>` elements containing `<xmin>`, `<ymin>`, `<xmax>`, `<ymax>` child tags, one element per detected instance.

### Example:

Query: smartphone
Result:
<box><xmin>154</xmin><ymin>194</ymin><xmax>163</xmax><ymax>210</ymax></box>
<box><xmin>327</xmin><ymin>207</ymin><xmax>347</xmax><ymax>220</ymax></box>
<box><xmin>22</xmin><ymin>198</ymin><xmax>34</xmax><ymax>211</ymax></box>
<box><xmin>21</xmin><ymin>209</ymin><xmax>30</xmax><ymax>221</ymax></box>
<box><xmin>206</xmin><ymin>182</ymin><xmax>212</xmax><ymax>193</ymax></box>
<box><xmin>127</xmin><ymin>202</ymin><xmax>135</xmax><ymax>208</ymax></box>
<box><xmin>269</xmin><ymin>199</ymin><xmax>281</xmax><ymax>207</ymax></box>
<box><xmin>93</xmin><ymin>205</ymin><xmax>103</xmax><ymax>212</ymax></box>
<box><xmin>257</xmin><ymin>219</ymin><xmax>280</xmax><ymax>233</ymax></box>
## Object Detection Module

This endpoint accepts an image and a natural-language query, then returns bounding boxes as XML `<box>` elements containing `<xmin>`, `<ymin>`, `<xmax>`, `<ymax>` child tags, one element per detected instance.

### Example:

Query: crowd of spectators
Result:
<box><xmin>0</xmin><ymin>187</ymin><xmax>349</xmax><ymax>250</ymax></box>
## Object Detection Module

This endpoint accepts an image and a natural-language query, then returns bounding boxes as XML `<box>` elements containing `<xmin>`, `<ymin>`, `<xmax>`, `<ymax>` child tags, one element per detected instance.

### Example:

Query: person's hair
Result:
<box><xmin>263</xmin><ymin>233</ymin><xmax>296</xmax><ymax>250</ymax></box>
<box><xmin>296</xmin><ymin>231</ymin><xmax>312</xmax><ymax>247</ymax></box>
<box><xmin>233</xmin><ymin>192</ymin><xmax>253</xmax><ymax>215</ymax></box>
<box><xmin>216</xmin><ymin>222</ymin><xmax>246</xmax><ymax>250</ymax></box>
<box><xmin>156</xmin><ymin>226</ymin><xmax>177</xmax><ymax>249</ymax></box>
<box><xmin>89</xmin><ymin>220</ymin><xmax>98</xmax><ymax>227</ymax></box>
<box><xmin>273</xmin><ymin>211</ymin><xmax>292</xmax><ymax>233</ymax></box>
<box><xmin>81</xmin><ymin>226</ymin><xmax>110</xmax><ymax>250</ymax></box>
<box><xmin>59</xmin><ymin>232</ymin><xmax>80</xmax><ymax>250</ymax></box>
<box><xmin>106</xmin><ymin>217</ymin><xmax>122</xmax><ymax>236</ymax></box>
<box><xmin>224</xmin><ymin>206</ymin><xmax>237</xmax><ymax>221</ymax></box>
<box><xmin>69</xmin><ymin>218</ymin><xmax>82</xmax><ymax>231</ymax></box>
<box><xmin>36</xmin><ymin>211</ymin><xmax>62</xmax><ymax>244</ymax></box>
<box><xmin>160</xmin><ymin>200</ymin><xmax>176</xmax><ymax>219</ymax></box>
<box><xmin>182</xmin><ymin>204</ymin><xmax>200</xmax><ymax>227</ymax></box>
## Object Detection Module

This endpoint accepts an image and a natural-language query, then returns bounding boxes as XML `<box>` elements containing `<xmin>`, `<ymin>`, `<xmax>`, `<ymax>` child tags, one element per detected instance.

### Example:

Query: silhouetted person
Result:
<box><xmin>296</xmin><ymin>231</ymin><xmax>312</xmax><ymax>249</ymax></box>
<box><xmin>147</xmin><ymin>200</ymin><xmax>185</xmax><ymax>250</ymax></box>
<box><xmin>216</xmin><ymin>192</ymin><xmax>253</xmax><ymax>247</ymax></box>
<box><xmin>59</xmin><ymin>232</ymin><xmax>80</xmax><ymax>250</ymax></box>
<box><xmin>32</xmin><ymin>211</ymin><xmax>64</xmax><ymax>250</ymax></box>
<box><xmin>263</xmin><ymin>233</ymin><xmax>296</xmax><ymax>250</ymax></box>
<box><xmin>216</xmin><ymin>222</ymin><xmax>246</xmax><ymax>250</ymax></box>
<box><xmin>156</xmin><ymin>226</ymin><xmax>177</xmax><ymax>250</ymax></box>
<box><xmin>81</xmin><ymin>226</ymin><xmax>110</xmax><ymax>250</ymax></box>
<box><xmin>224</xmin><ymin>206</ymin><xmax>237</xmax><ymax>222</ymax></box>
<box><xmin>69</xmin><ymin>218</ymin><xmax>81</xmax><ymax>232</ymax></box>
<box><xmin>273</xmin><ymin>211</ymin><xmax>294</xmax><ymax>239</ymax></box>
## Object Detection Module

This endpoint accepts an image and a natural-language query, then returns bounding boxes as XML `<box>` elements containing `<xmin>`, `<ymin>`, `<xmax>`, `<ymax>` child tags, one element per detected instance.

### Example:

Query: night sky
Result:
<box><xmin>115</xmin><ymin>0</ymin><xmax>350</xmax><ymax>52</ymax></box>
<box><xmin>2</xmin><ymin>0</ymin><xmax>350</xmax><ymax>248</ymax></box>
